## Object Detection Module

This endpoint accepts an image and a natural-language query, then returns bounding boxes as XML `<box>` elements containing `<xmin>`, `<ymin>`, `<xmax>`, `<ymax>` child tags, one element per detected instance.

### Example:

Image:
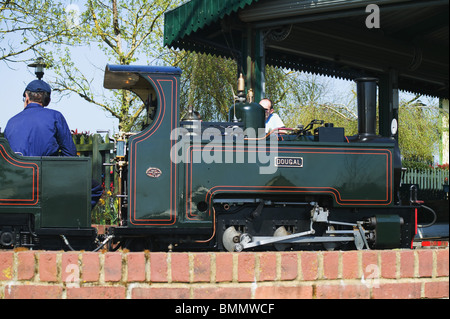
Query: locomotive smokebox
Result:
<box><xmin>355</xmin><ymin>77</ymin><xmax>378</xmax><ymax>139</ymax></box>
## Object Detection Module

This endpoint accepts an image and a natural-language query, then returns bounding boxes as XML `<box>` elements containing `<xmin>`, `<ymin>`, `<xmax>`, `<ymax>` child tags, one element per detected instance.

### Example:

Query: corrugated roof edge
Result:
<box><xmin>164</xmin><ymin>0</ymin><xmax>259</xmax><ymax>47</ymax></box>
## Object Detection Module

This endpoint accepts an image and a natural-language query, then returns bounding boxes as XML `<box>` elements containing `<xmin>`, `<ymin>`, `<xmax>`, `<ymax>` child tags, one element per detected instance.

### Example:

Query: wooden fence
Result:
<box><xmin>402</xmin><ymin>168</ymin><xmax>449</xmax><ymax>191</ymax></box>
<box><xmin>72</xmin><ymin>133</ymin><xmax>115</xmax><ymax>191</ymax></box>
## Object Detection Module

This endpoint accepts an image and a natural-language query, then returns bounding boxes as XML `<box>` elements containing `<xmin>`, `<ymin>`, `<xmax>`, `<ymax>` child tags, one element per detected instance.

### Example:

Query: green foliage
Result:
<box><xmin>40</xmin><ymin>0</ymin><xmax>181</xmax><ymax>132</ymax></box>
<box><xmin>91</xmin><ymin>191</ymin><xmax>118</xmax><ymax>225</ymax></box>
<box><xmin>1</xmin><ymin>0</ymin><xmax>70</xmax><ymax>63</ymax></box>
<box><xmin>402</xmin><ymin>160</ymin><xmax>433</xmax><ymax>171</ymax></box>
<box><xmin>265</xmin><ymin>68</ymin><xmax>359</xmax><ymax>136</ymax></box>
<box><xmin>398</xmin><ymin>97</ymin><xmax>442</xmax><ymax>163</ymax></box>
<box><xmin>176</xmin><ymin>53</ymin><xmax>238</xmax><ymax>121</ymax></box>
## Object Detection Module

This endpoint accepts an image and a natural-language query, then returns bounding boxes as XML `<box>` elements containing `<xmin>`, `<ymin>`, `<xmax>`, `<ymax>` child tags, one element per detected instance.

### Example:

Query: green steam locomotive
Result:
<box><xmin>0</xmin><ymin>65</ymin><xmax>418</xmax><ymax>251</ymax></box>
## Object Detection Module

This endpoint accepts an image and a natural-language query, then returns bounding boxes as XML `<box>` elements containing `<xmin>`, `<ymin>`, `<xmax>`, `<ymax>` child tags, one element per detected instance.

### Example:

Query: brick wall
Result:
<box><xmin>0</xmin><ymin>248</ymin><xmax>448</xmax><ymax>299</ymax></box>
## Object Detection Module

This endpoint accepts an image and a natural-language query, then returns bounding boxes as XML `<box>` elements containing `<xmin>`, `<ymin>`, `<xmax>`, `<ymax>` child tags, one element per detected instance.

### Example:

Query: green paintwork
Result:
<box><xmin>0</xmin><ymin>138</ymin><xmax>92</xmax><ymax>229</ymax></box>
<box><xmin>114</xmin><ymin>68</ymin><xmax>395</xmax><ymax>233</ymax></box>
<box><xmin>373</xmin><ymin>214</ymin><xmax>402</xmax><ymax>248</ymax></box>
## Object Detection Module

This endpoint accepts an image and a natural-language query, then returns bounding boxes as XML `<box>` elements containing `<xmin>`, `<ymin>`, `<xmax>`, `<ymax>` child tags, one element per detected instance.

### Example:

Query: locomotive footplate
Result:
<box><xmin>107</xmin><ymin>226</ymin><xmax>214</xmax><ymax>251</ymax></box>
<box><xmin>34</xmin><ymin>227</ymin><xmax>98</xmax><ymax>251</ymax></box>
<box><xmin>108</xmin><ymin>226</ymin><xmax>212</xmax><ymax>236</ymax></box>
<box><xmin>36</xmin><ymin>227</ymin><xmax>97</xmax><ymax>237</ymax></box>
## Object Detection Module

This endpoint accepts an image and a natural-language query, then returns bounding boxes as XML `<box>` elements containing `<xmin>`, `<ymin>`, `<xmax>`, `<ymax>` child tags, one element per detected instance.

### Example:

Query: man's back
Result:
<box><xmin>5</xmin><ymin>103</ymin><xmax>77</xmax><ymax>157</ymax></box>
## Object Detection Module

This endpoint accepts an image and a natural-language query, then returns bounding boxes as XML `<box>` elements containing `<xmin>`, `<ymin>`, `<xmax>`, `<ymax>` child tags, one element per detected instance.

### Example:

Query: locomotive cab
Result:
<box><xmin>104</xmin><ymin>65</ymin><xmax>162</xmax><ymax>131</ymax></box>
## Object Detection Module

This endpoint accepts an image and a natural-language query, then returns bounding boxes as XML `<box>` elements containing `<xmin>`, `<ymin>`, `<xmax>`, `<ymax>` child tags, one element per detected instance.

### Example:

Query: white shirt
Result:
<box><xmin>265</xmin><ymin>113</ymin><xmax>285</xmax><ymax>133</ymax></box>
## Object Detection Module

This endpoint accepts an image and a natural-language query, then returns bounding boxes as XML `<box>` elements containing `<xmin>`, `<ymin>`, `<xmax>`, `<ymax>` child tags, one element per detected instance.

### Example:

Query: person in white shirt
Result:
<box><xmin>260</xmin><ymin>98</ymin><xmax>286</xmax><ymax>133</ymax></box>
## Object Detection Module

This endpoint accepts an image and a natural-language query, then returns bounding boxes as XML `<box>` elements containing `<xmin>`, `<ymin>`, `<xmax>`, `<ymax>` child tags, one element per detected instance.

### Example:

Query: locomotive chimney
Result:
<box><xmin>355</xmin><ymin>78</ymin><xmax>378</xmax><ymax>139</ymax></box>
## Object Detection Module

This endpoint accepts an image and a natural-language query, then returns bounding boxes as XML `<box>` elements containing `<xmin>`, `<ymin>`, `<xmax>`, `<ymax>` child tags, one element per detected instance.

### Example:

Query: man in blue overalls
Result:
<box><xmin>4</xmin><ymin>80</ymin><xmax>102</xmax><ymax>207</ymax></box>
<box><xmin>5</xmin><ymin>80</ymin><xmax>76</xmax><ymax>157</ymax></box>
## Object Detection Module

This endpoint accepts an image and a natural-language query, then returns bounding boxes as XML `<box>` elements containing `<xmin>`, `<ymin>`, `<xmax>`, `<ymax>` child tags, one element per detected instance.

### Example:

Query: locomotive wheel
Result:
<box><xmin>322</xmin><ymin>226</ymin><xmax>338</xmax><ymax>251</ymax></box>
<box><xmin>222</xmin><ymin>226</ymin><xmax>242</xmax><ymax>252</ymax></box>
<box><xmin>273</xmin><ymin>226</ymin><xmax>292</xmax><ymax>251</ymax></box>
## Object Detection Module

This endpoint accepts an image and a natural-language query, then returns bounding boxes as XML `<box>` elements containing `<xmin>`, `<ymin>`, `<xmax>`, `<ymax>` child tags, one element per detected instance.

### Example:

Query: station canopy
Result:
<box><xmin>164</xmin><ymin>0</ymin><xmax>449</xmax><ymax>99</ymax></box>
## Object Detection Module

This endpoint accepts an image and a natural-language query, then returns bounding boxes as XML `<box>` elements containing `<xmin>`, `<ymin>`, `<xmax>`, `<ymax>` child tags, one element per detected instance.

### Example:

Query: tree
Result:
<box><xmin>173</xmin><ymin>53</ymin><xmax>238</xmax><ymax>121</ymax></box>
<box><xmin>48</xmin><ymin>0</ymin><xmax>178</xmax><ymax>132</ymax></box>
<box><xmin>265</xmin><ymin>68</ymin><xmax>359</xmax><ymax>136</ymax></box>
<box><xmin>0</xmin><ymin>0</ymin><xmax>69</xmax><ymax>63</ymax></box>
<box><xmin>398</xmin><ymin>96</ymin><xmax>443</xmax><ymax>163</ymax></box>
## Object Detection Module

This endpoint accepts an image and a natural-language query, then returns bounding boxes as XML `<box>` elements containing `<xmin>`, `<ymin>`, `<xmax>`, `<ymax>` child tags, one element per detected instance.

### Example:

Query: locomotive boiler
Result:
<box><xmin>0</xmin><ymin>65</ymin><xmax>417</xmax><ymax>252</ymax></box>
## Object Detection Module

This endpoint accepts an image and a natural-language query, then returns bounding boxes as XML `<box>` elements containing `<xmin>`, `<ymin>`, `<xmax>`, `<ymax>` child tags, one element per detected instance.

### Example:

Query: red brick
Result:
<box><xmin>215</xmin><ymin>253</ymin><xmax>233</xmax><ymax>282</ymax></box>
<box><xmin>194</xmin><ymin>287</ymin><xmax>252</xmax><ymax>299</ymax></box>
<box><xmin>255</xmin><ymin>285</ymin><xmax>312</xmax><ymax>299</ymax></box>
<box><xmin>193</xmin><ymin>253</ymin><xmax>211</xmax><ymax>282</ymax></box>
<box><xmin>4</xmin><ymin>285</ymin><xmax>62</xmax><ymax>299</ymax></box>
<box><xmin>436</xmin><ymin>249</ymin><xmax>449</xmax><ymax>277</ymax></box>
<box><xmin>316</xmin><ymin>284</ymin><xmax>370</xmax><ymax>299</ymax></box>
<box><xmin>38</xmin><ymin>252</ymin><xmax>58</xmax><ymax>282</ymax></box>
<box><xmin>418</xmin><ymin>250</ymin><xmax>433</xmax><ymax>278</ymax></box>
<box><xmin>17</xmin><ymin>251</ymin><xmax>36</xmax><ymax>281</ymax></box>
<box><xmin>301</xmin><ymin>251</ymin><xmax>319</xmax><ymax>281</ymax></box>
<box><xmin>67</xmin><ymin>286</ymin><xmax>126</xmax><ymax>299</ymax></box>
<box><xmin>361</xmin><ymin>250</ymin><xmax>379</xmax><ymax>285</ymax></box>
<box><xmin>342</xmin><ymin>251</ymin><xmax>359</xmax><ymax>279</ymax></box>
<box><xmin>372</xmin><ymin>282</ymin><xmax>422</xmax><ymax>299</ymax></box>
<box><xmin>259</xmin><ymin>253</ymin><xmax>277</xmax><ymax>281</ymax></box>
<box><xmin>81</xmin><ymin>252</ymin><xmax>100</xmax><ymax>282</ymax></box>
<box><xmin>171</xmin><ymin>253</ymin><xmax>190</xmax><ymax>282</ymax></box>
<box><xmin>150</xmin><ymin>252</ymin><xmax>168</xmax><ymax>282</ymax></box>
<box><xmin>61</xmin><ymin>253</ymin><xmax>79</xmax><ymax>284</ymax></box>
<box><xmin>0</xmin><ymin>251</ymin><xmax>14</xmax><ymax>281</ymax></box>
<box><xmin>424</xmin><ymin>280</ymin><xmax>449</xmax><ymax>299</ymax></box>
<box><xmin>322</xmin><ymin>251</ymin><xmax>339</xmax><ymax>279</ymax></box>
<box><xmin>380</xmin><ymin>250</ymin><xmax>397</xmax><ymax>279</ymax></box>
<box><xmin>132</xmin><ymin>287</ymin><xmax>190</xmax><ymax>299</ymax></box>
<box><xmin>104</xmin><ymin>252</ymin><xmax>123</xmax><ymax>282</ymax></box>
<box><xmin>238</xmin><ymin>253</ymin><xmax>255</xmax><ymax>282</ymax></box>
<box><xmin>127</xmin><ymin>252</ymin><xmax>146</xmax><ymax>282</ymax></box>
<box><xmin>399</xmin><ymin>250</ymin><xmax>415</xmax><ymax>278</ymax></box>
<box><xmin>361</xmin><ymin>251</ymin><xmax>378</xmax><ymax>273</ymax></box>
<box><xmin>280</xmin><ymin>253</ymin><xmax>298</xmax><ymax>281</ymax></box>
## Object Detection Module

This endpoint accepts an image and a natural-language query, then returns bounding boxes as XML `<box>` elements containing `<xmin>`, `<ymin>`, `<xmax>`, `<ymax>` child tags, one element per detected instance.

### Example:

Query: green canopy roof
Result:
<box><xmin>164</xmin><ymin>0</ymin><xmax>449</xmax><ymax>99</ymax></box>
<box><xmin>164</xmin><ymin>0</ymin><xmax>259</xmax><ymax>48</ymax></box>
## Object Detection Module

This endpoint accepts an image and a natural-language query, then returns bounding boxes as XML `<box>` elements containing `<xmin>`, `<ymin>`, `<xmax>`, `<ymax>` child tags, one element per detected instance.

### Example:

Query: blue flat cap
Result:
<box><xmin>23</xmin><ymin>80</ymin><xmax>52</xmax><ymax>96</ymax></box>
